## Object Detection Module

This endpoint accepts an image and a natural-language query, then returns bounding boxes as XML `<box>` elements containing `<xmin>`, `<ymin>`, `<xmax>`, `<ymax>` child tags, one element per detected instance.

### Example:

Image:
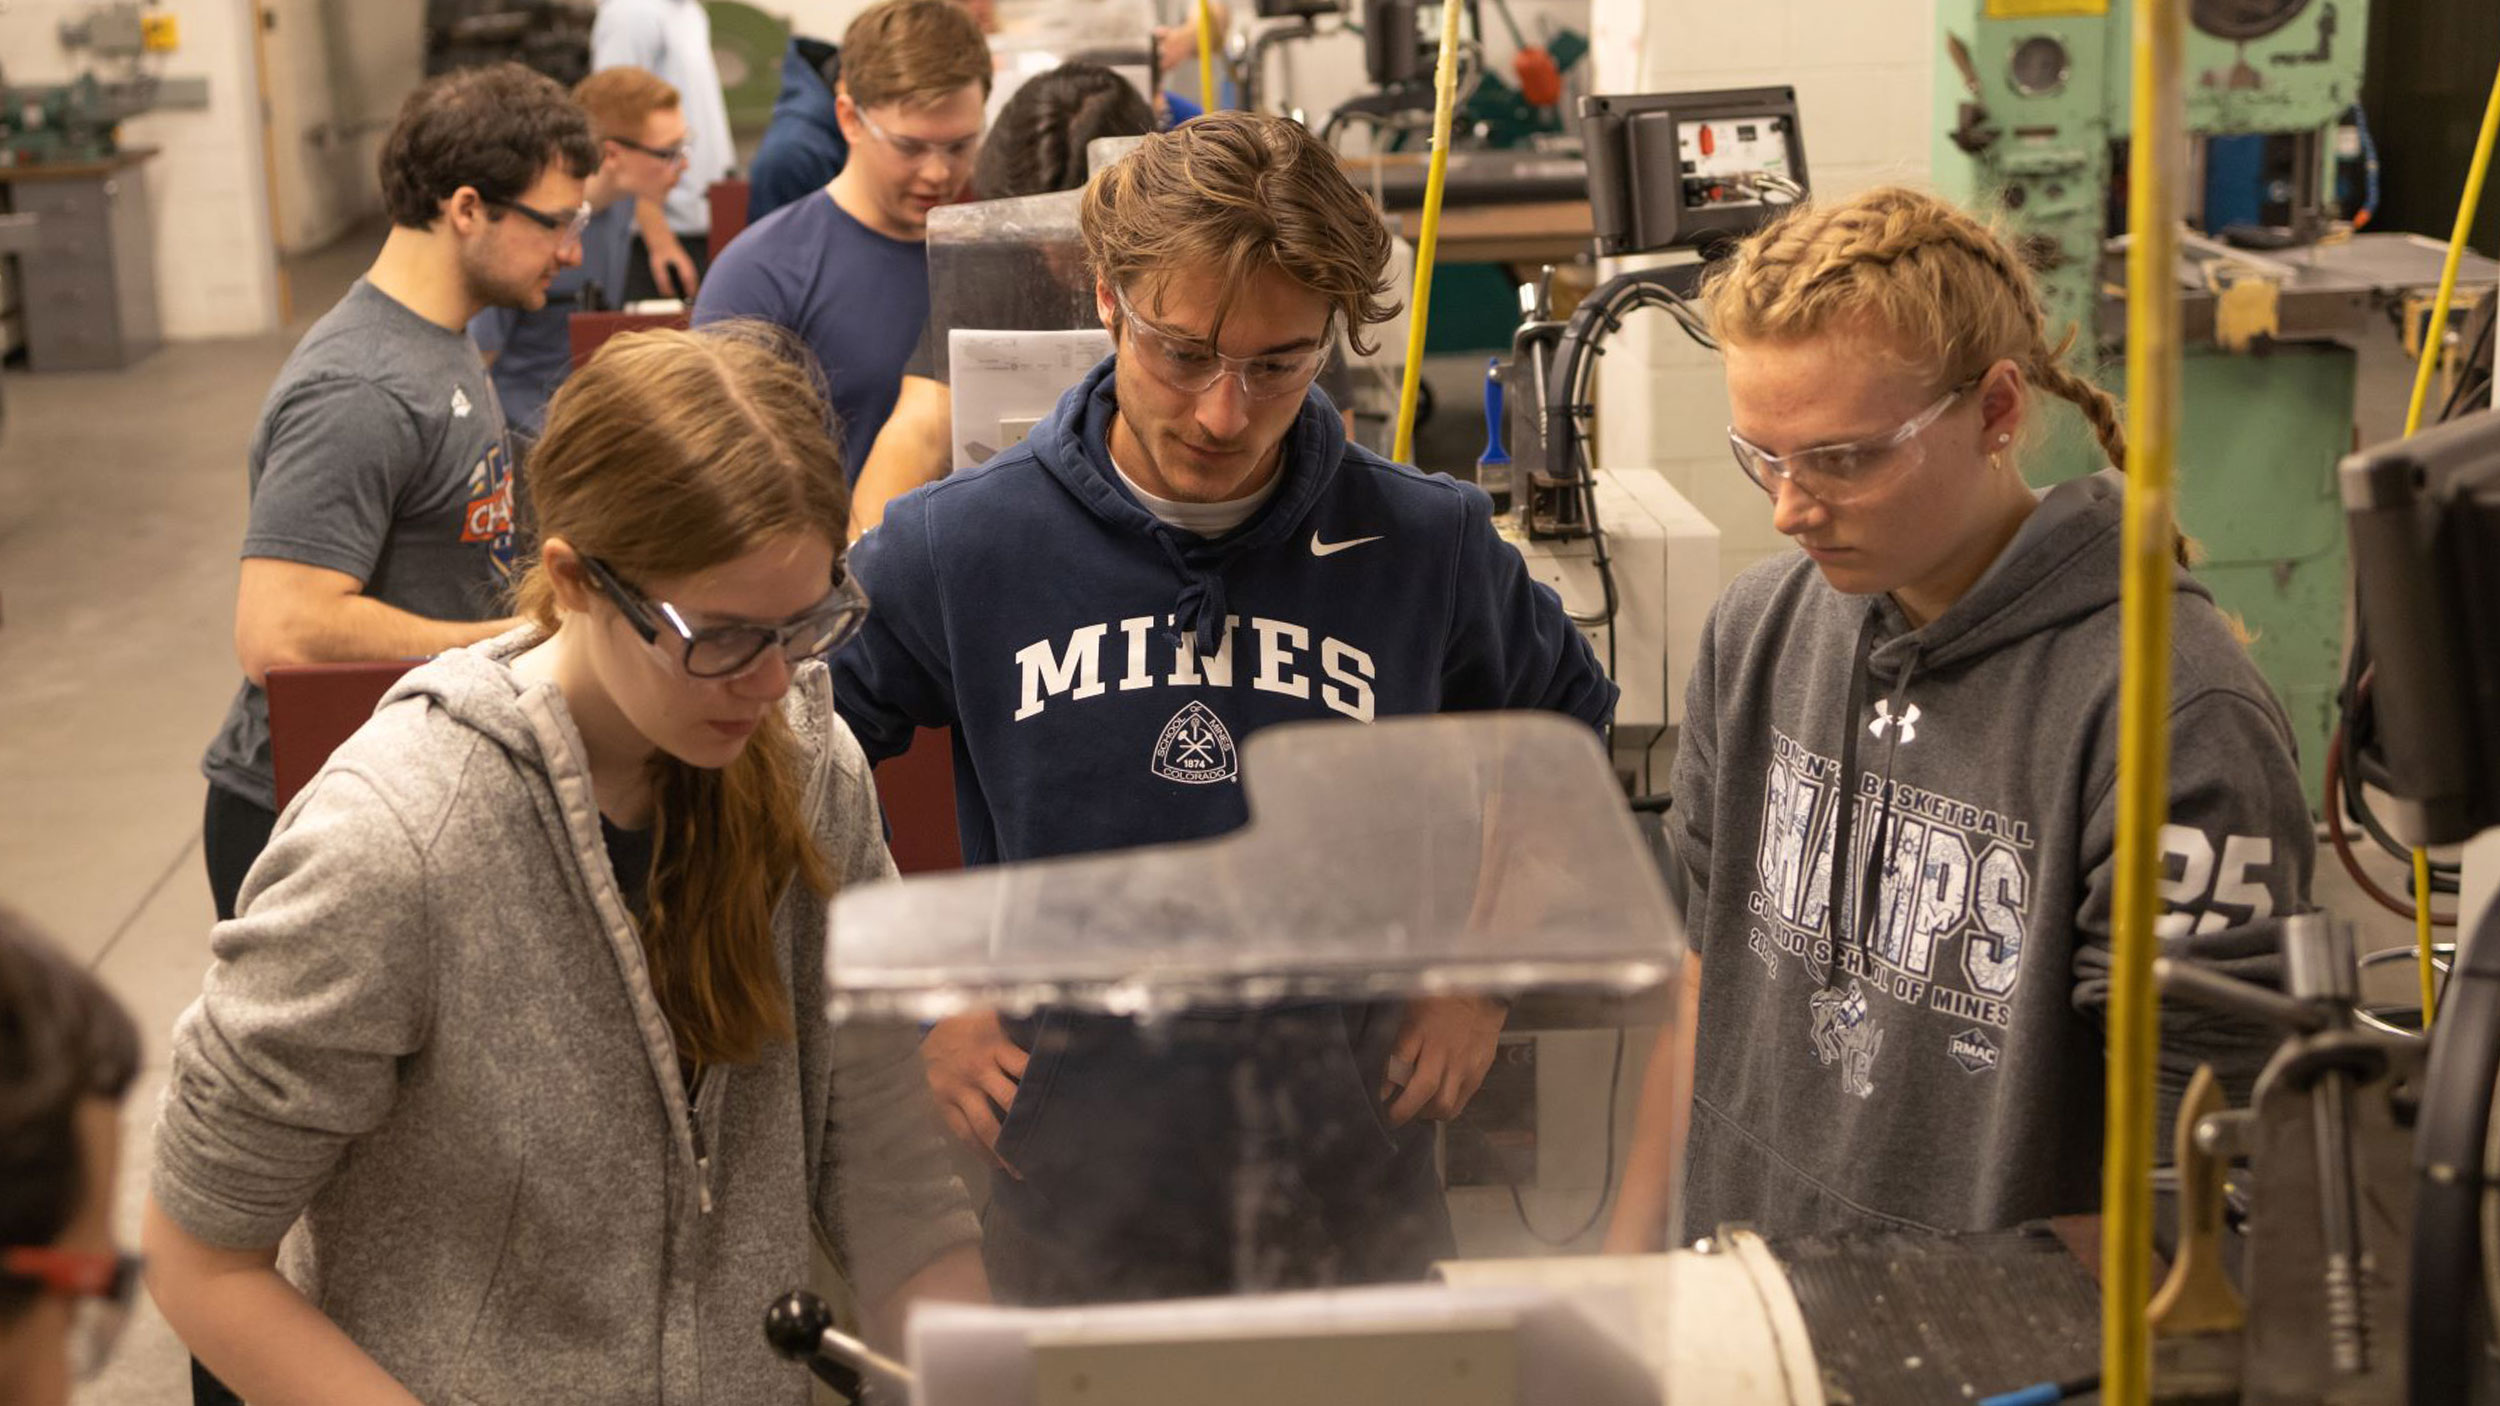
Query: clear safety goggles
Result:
<box><xmin>1113</xmin><ymin>285</ymin><xmax>1334</xmax><ymax>402</ymax></box>
<box><xmin>854</xmin><ymin>106</ymin><xmax>982</xmax><ymax>168</ymax></box>
<box><xmin>1728</xmin><ymin>375</ymin><xmax>1980</xmax><ymax>504</ymax></box>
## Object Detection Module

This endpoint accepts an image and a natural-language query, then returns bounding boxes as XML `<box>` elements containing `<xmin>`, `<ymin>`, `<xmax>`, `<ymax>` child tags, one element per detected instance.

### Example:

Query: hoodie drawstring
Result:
<box><xmin>1153</xmin><ymin>532</ymin><xmax>1233</xmax><ymax>656</ymax></box>
<box><xmin>1820</xmin><ymin>607</ymin><xmax>1924</xmax><ymax>989</ymax></box>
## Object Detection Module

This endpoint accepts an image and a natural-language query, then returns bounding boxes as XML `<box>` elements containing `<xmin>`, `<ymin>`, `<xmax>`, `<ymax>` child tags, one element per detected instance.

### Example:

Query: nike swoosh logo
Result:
<box><xmin>1310</xmin><ymin>533</ymin><xmax>1385</xmax><ymax>557</ymax></box>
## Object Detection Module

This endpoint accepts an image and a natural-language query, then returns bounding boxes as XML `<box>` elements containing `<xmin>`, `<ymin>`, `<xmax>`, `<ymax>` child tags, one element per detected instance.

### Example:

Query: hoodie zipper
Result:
<box><xmin>688</xmin><ymin>1065</ymin><xmax>717</xmax><ymax>1216</ymax></box>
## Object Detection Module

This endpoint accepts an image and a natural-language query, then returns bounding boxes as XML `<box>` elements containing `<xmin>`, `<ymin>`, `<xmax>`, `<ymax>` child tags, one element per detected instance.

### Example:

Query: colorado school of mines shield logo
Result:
<box><xmin>1152</xmin><ymin>702</ymin><xmax>1239</xmax><ymax>785</ymax></box>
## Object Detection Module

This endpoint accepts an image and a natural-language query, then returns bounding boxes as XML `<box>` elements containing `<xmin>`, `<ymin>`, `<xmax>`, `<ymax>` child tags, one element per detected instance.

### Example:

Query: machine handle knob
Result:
<box><xmin>763</xmin><ymin>1291</ymin><xmax>863</xmax><ymax>1396</ymax></box>
<box><xmin>1479</xmin><ymin>357</ymin><xmax>1510</xmax><ymax>466</ymax></box>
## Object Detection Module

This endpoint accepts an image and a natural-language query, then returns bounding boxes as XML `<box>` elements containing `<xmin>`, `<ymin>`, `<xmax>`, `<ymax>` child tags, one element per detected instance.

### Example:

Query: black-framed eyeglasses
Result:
<box><xmin>583</xmin><ymin>556</ymin><xmax>870</xmax><ymax>678</ymax></box>
<box><xmin>3</xmin><ymin>1247</ymin><xmax>143</xmax><ymax>1381</ymax></box>
<box><xmin>609</xmin><ymin>135</ymin><xmax>689</xmax><ymax>164</ymax></box>
<box><xmin>483</xmin><ymin>194</ymin><xmax>593</xmax><ymax>245</ymax></box>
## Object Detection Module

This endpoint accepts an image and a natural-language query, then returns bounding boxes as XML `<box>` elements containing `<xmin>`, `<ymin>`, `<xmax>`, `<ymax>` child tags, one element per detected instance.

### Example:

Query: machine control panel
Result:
<box><xmin>1675</xmin><ymin>115</ymin><xmax>1799</xmax><ymax>214</ymax></box>
<box><xmin>1583</xmin><ymin>86</ymin><xmax>1809</xmax><ymax>255</ymax></box>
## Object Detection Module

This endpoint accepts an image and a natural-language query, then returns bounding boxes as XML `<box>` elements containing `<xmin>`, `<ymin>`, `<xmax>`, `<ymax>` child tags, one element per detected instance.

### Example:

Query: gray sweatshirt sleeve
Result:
<box><xmin>1664</xmin><ymin>597</ymin><xmax>1725</xmax><ymax>943</ymax></box>
<box><xmin>2070</xmin><ymin>684</ymin><xmax>2316</xmax><ymax>1133</ymax></box>
<box><xmin>153</xmin><ymin>769</ymin><xmax>435</xmax><ymax>1249</ymax></box>
<box><xmin>812</xmin><ymin>726</ymin><xmax>981</xmax><ymax>1307</ymax></box>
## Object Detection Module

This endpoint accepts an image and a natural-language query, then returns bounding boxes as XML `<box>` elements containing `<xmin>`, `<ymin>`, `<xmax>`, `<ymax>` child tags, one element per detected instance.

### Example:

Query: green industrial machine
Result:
<box><xmin>1931</xmin><ymin>0</ymin><xmax>2374</xmax><ymax>807</ymax></box>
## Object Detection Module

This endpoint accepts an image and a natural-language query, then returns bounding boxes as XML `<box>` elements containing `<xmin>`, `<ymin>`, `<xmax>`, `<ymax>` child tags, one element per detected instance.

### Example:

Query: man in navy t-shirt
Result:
<box><xmin>833</xmin><ymin>112</ymin><xmax>1614</xmax><ymax>1305</ymax></box>
<box><xmin>690</xmin><ymin>0</ymin><xmax>992</xmax><ymax>481</ymax></box>
<box><xmin>470</xmin><ymin>66</ymin><xmax>688</xmax><ymax>434</ymax></box>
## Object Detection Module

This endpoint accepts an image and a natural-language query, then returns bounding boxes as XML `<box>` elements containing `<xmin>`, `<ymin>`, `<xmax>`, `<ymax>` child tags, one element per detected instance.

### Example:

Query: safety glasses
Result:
<box><xmin>484</xmin><ymin>194</ymin><xmax>593</xmax><ymax>247</ymax></box>
<box><xmin>1728</xmin><ymin>375</ymin><xmax>1981</xmax><ymax>504</ymax></box>
<box><xmin>853</xmin><ymin>106</ymin><xmax>982</xmax><ymax>168</ymax></box>
<box><xmin>608</xmin><ymin>135</ymin><xmax>688</xmax><ymax>164</ymax></box>
<box><xmin>1113</xmin><ymin>285</ymin><xmax>1334</xmax><ymax>402</ymax></box>
<box><xmin>583</xmin><ymin>557</ymin><xmax>871</xmax><ymax>679</ymax></box>
<box><xmin>3</xmin><ymin>1247</ymin><xmax>142</xmax><ymax>1381</ymax></box>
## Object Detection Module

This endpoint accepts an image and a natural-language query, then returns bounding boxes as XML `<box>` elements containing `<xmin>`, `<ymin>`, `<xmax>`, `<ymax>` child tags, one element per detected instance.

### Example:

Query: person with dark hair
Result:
<box><xmin>847</xmin><ymin>61</ymin><xmax>1158</xmax><ymax>536</ymax></box>
<box><xmin>471</xmin><ymin>66</ymin><xmax>689</xmax><ymax>435</ymax></box>
<box><xmin>149</xmin><ymin>324</ymin><xmax>985</xmax><ymax>1402</ymax></box>
<box><xmin>969</xmin><ymin>61</ymin><xmax>1156</xmax><ymax>201</ymax></box>
<box><xmin>198</xmin><ymin>63</ymin><xmax>598</xmax><ymax>938</ymax></box>
<box><xmin>0</xmin><ymin>906</ymin><xmax>144</xmax><ymax>1404</ymax></box>
<box><xmin>692</xmin><ymin>0</ymin><xmax>994</xmax><ymax>483</ymax></box>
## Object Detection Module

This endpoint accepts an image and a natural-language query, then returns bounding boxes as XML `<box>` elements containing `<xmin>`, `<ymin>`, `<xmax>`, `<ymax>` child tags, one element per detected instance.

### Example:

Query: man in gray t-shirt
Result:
<box><xmin>198</xmin><ymin>63</ymin><xmax>599</xmax><ymax>931</ymax></box>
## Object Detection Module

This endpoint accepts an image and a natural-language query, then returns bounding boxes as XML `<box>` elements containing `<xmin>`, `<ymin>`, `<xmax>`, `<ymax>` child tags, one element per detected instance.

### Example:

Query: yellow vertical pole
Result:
<box><xmin>2107</xmin><ymin>0</ymin><xmax>2185</xmax><ymax>1401</ymax></box>
<box><xmin>1390</xmin><ymin>0</ymin><xmax>1467</xmax><ymax>465</ymax></box>
<box><xmin>1195</xmin><ymin>0</ymin><xmax>1219</xmax><ymax>113</ymax></box>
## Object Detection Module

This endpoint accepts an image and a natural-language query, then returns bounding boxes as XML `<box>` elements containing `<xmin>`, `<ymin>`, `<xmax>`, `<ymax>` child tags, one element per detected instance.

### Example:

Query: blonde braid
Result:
<box><xmin>1703</xmin><ymin>186</ymin><xmax>2193</xmax><ymax>568</ymax></box>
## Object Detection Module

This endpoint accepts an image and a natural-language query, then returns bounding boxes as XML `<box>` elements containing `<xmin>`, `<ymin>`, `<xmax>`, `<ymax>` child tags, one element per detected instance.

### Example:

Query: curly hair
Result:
<box><xmin>1082</xmin><ymin>110</ymin><xmax>1398</xmax><ymax>355</ymax></box>
<box><xmin>972</xmin><ymin>63</ymin><xmax>1156</xmax><ymax>201</ymax></box>
<box><xmin>379</xmin><ymin>62</ymin><xmax>600</xmax><ymax>229</ymax></box>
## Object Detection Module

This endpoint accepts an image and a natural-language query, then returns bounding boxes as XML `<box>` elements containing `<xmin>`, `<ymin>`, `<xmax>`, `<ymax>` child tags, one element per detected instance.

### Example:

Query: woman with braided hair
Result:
<box><xmin>1603</xmin><ymin>186</ymin><xmax>2312</xmax><ymax>1250</ymax></box>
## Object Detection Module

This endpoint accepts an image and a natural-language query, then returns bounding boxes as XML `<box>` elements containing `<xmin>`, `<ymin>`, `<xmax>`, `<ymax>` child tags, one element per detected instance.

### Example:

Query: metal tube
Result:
<box><xmin>2104</xmin><ymin>0</ymin><xmax>2186</xmax><ymax>1400</ymax></box>
<box><xmin>1389</xmin><ymin>0</ymin><xmax>1467</xmax><ymax>464</ymax></box>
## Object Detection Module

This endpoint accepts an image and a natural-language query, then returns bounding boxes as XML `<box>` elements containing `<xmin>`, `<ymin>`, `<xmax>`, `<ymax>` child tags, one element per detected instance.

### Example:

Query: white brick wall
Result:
<box><xmin>3</xmin><ymin>0</ymin><xmax>282</xmax><ymax>340</ymax></box>
<box><xmin>1590</xmin><ymin>0</ymin><xmax>1937</xmax><ymax>586</ymax></box>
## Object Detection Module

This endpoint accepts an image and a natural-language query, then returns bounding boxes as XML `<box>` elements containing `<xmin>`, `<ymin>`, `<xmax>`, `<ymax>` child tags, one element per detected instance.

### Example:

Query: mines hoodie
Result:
<box><xmin>1673</xmin><ymin>470</ymin><xmax>2312</xmax><ymax>1241</ymax></box>
<box><xmin>832</xmin><ymin>355</ymin><xmax>1616</xmax><ymax>861</ymax></box>
<box><xmin>154</xmin><ymin>634</ymin><xmax>977</xmax><ymax>1404</ymax></box>
<box><xmin>832</xmin><ymin>358</ymin><xmax>1612</xmax><ymax>1300</ymax></box>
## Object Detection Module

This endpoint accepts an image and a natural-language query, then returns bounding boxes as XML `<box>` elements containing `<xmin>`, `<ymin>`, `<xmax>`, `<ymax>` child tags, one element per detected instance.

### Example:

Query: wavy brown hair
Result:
<box><xmin>1082</xmin><ymin>110</ymin><xmax>1398</xmax><ymax>355</ymax></box>
<box><xmin>1702</xmin><ymin>185</ymin><xmax>2189</xmax><ymax>566</ymax></box>
<box><xmin>516</xmin><ymin>323</ymin><xmax>847</xmax><ymax>1067</ymax></box>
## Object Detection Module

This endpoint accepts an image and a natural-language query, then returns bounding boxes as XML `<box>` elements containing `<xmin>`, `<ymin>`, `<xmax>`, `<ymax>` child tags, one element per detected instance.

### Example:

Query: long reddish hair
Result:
<box><xmin>515</xmin><ymin>323</ymin><xmax>847</xmax><ymax>1066</ymax></box>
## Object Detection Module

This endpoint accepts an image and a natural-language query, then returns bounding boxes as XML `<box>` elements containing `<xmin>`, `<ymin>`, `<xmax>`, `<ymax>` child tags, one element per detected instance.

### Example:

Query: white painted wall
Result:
<box><xmin>0</xmin><ymin>0</ymin><xmax>282</xmax><ymax>340</ymax></box>
<box><xmin>261</xmin><ymin>0</ymin><xmax>424</xmax><ymax>254</ymax></box>
<box><xmin>1589</xmin><ymin>0</ymin><xmax>1938</xmax><ymax>588</ymax></box>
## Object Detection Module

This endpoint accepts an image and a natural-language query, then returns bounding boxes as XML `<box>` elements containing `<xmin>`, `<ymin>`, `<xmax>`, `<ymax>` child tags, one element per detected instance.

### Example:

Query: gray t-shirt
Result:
<box><xmin>202</xmin><ymin>280</ymin><xmax>521</xmax><ymax>810</ymax></box>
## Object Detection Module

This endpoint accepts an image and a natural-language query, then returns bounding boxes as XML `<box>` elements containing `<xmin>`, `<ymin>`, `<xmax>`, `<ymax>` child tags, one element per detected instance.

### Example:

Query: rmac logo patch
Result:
<box><xmin>1948</xmin><ymin>1028</ymin><xmax>2000</xmax><ymax>1075</ymax></box>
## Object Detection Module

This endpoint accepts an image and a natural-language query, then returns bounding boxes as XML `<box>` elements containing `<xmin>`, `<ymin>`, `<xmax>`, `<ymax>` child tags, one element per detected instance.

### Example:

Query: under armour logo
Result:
<box><xmin>1869</xmin><ymin>700</ymin><xmax>1920</xmax><ymax>743</ymax></box>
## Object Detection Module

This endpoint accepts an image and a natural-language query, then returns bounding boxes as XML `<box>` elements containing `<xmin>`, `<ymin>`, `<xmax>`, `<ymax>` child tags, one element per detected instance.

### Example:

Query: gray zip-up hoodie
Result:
<box><xmin>1674</xmin><ymin>471</ymin><xmax>2312</xmax><ymax>1240</ymax></box>
<box><xmin>153</xmin><ymin>633</ymin><xmax>979</xmax><ymax>1405</ymax></box>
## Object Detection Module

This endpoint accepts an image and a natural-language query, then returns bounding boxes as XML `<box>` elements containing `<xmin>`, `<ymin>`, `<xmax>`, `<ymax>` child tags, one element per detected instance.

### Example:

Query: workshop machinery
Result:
<box><xmin>759</xmin><ymin>415</ymin><xmax>2500</xmax><ymax>1405</ymax></box>
<box><xmin>1928</xmin><ymin>0</ymin><xmax>2500</xmax><ymax>807</ymax></box>
<box><xmin>0</xmin><ymin>2</ymin><xmax>184</xmax><ymax>167</ymax></box>
<box><xmin>1488</xmin><ymin>86</ymin><xmax>1808</xmax><ymax>786</ymax></box>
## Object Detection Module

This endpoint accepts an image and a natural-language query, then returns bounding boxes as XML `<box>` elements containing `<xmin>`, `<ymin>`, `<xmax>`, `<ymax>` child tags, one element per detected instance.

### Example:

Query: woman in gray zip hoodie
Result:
<box><xmin>145</xmin><ymin>324</ymin><xmax>984</xmax><ymax>1404</ymax></box>
<box><xmin>1606</xmin><ymin>188</ymin><xmax>2313</xmax><ymax>1249</ymax></box>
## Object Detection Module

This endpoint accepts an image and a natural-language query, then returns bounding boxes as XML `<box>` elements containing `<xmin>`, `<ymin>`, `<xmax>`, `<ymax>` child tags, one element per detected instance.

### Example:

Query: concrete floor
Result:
<box><xmin>3</xmin><ymin>225</ymin><xmax>377</xmax><ymax>1406</ymax></box>
<box><xmin>0</xmin><ymin>222</ymin><xmax>2440</xmax><ymax>1403</ymax></box>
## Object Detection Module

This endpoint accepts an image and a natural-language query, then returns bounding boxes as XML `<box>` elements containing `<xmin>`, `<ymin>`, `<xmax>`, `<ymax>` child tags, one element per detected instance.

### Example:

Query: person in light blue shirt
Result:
<box><xmin>471</xmin><ymin>67</ymin><xmax>689</xmax><ymax>435</ymax></box>
<box><xmin>592</xmin><ymin>0</ymin><xmax>733</xmax><ymax>299</ymax></box>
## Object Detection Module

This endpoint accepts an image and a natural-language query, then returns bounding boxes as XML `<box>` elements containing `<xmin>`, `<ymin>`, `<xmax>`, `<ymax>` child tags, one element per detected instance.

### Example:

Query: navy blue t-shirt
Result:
<box><xmin>690</xmin><ymin>191</ymin><xmax>927</xmax><ymax>482</ymax></box>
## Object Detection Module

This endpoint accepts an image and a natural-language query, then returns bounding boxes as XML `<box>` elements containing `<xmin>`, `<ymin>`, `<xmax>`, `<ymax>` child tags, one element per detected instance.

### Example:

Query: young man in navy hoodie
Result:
<box><xmin>832</xmin><ymin>110</ymin><xmax>1615</xmax><ymax>1305</ymax></box>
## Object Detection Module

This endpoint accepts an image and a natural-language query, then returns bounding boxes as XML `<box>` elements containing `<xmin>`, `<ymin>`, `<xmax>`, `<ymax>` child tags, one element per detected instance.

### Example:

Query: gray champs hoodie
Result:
<box><xmin>153</xmin><ymin>632</ymin><xmax>979</xmax><ymax>1405</ymax></box>
<box><xmin>1673</xmin><ymin>471</ymin><xmax>2313</xmax><ymax>1241</ymax></box>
